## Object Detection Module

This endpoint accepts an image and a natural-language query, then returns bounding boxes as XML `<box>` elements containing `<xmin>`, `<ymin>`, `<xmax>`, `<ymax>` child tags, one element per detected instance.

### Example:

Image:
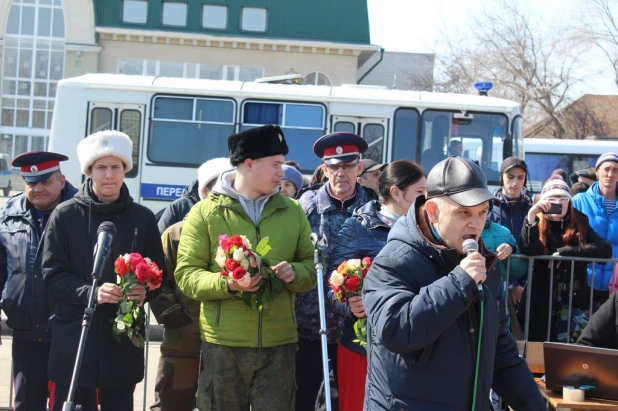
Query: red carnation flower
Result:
<box><xmin>114</xmin><ymin>256</ymin><xmax>129</xmax><ymax>277</ymax></box>
<box><xmin>362</xmin><ymin>256</ymin><xmax>372</xmax><ymax>268</ymax></box>
<box><xmin>345</xmin><ymin>276</ymin><xmax>361</xmax><ymax>292</ymax></box>
<box><xmin>134</xmin><ymin>261</ymin><xmax>149</xmax><ymax>284</ymax></box>
<box><xmin>225</xmin><ymin>258</ymin><xmax>239</xmax><ymax>271</ymax></box>
<box><xmin>361</xmin><ymin>268</ymin><xmax>368</xmax><ymax>278</ymax></box>
<box><xmin>220</xmin><ymin>270</ymin><xmax>229</xmax><ymax>277</ymax></box>
<box><xmin>129</xmin><ymin>253</ymin><xmax>145</xmax><ymax>270</ymax></box>
<box><xmin>221</xmin><ymin>239</ymin><xmax>232</xmax><ymax>253</ymax></box>
<box><xmin>229</xmin><ymin>235</ymin><xmax>244</xmax><ymax>248</ymax></box>
<box><xmin>231</xmin><ymin>266</ymin><xmax>246</xmax><ymax>280</ymax></box>
<box><xmin>147</xmin><ymin>262</ymin><xmax>163</xmax><ymax>290</ymax></box>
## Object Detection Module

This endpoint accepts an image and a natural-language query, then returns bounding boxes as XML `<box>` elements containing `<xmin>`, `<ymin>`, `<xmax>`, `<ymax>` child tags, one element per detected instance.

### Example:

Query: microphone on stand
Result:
<box><xmin>92</xmin><ymin>222</ymin><xmax>117</xmax><ymax>281</ymax></box>
<box><xmin>462</xmin><ymin>238</ymin><xmax>484</xmax><ymax>301</ymax></box>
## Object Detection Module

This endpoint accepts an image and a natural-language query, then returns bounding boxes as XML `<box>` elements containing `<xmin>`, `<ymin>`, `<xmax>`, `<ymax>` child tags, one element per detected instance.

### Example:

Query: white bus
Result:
<box><xmin>49</xmin><ymin>73</ymin><xmax>524</xmax><ymax>212</ymax></box>
<box><xmin>524</xmin><ymin>138</ymin><xmax>618</xmax><ymax>192</ymax></box>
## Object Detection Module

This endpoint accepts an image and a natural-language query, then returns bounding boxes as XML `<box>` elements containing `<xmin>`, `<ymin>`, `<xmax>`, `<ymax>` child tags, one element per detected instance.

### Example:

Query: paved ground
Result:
<box><xmin>0</xmin><ymin>333</ymin><xmax>162</xmax><ymax>410</ymax></box>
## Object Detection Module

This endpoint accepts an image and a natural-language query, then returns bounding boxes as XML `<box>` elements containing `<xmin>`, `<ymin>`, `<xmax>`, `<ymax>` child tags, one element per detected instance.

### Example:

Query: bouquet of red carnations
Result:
<box><xmin>328</xmin><ymin>256</ymin><xmax>372</xmax><ymax>347</ymax></box>
<box><xmin>112</xmin><ymin>253</ymin><xmax>163</xmax><ymax>348</ymax></box>
<box><xmin>215</xmin><ymin>234</ymin><xmax>283</xmax><ymax>311</ymax></box>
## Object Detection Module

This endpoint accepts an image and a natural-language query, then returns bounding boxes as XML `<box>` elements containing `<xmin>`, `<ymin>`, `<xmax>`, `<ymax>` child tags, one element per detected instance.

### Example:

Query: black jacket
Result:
<box><xmin>157</xmin><ymin>180</ymin><xmax>200</xmax><ymax>234</ymax></box>
<box><xmin>0</xmin><ymin>182</ymin><xmax>77</xmax><ymax>342</ymax></box>
<box><xmin>362</xmin><ymin>196</ymin><xmax>545</xmax><ymax>411</ymax></box>
<box><xmin>517</xmin><ymin>211</ymin><xmax>611</xmax><ymax>342</ymax></box>
<box><xmin>578</xmin><ymin>292</ymin><xmax>618</xmax><ymax>348</ymax></box>
<box><xmin>42</xmin><ymin>179</ymin><xmax>166</xmax><ymax>387</ymax></box>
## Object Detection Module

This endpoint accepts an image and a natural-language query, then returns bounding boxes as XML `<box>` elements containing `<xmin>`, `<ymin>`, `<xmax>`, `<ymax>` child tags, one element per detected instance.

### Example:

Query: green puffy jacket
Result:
<box><xmin>175</xmin><ymin>192</ymin><xmax>317</xmax><ymax>348</ymax></box>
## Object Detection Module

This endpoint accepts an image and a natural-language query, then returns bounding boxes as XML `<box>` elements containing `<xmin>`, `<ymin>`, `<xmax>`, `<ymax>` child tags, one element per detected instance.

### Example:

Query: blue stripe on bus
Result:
<box><xmin>141</xmin><ymin>183</ymin><xmax>185</xmax><ymax>200</ymax></box>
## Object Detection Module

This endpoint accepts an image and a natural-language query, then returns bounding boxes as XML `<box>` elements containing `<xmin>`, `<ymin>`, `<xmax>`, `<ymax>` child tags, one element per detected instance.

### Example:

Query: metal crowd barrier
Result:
<box><xmin>506</xmin><ymin>254</ymin><xmax>618</xmax><ymax>343</ymax></box>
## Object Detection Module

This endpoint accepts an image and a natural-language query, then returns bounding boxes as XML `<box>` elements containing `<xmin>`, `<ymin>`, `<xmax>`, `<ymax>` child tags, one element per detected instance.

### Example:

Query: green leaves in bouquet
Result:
<box><xmin>352</xmin><ymin>317</ymin><xmax>367</xmax><ymax>348</ymax></box>
<box><xmin>111</xmin><ymin>273</ymin><xmax>146</xmax><ymax>348</ymax></box>
<box><xmin>240</xmin><ymin>263</ymin><xmax>284</xmax><ymax>311</ymax></box>
<box><xmin>255</xmin><ymin>237</ymin><xmax>272</xmax><ymax>258</ymax></box>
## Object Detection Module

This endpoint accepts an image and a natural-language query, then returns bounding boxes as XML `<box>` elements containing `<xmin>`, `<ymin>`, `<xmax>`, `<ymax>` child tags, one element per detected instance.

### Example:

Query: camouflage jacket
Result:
<box><xmin>297</xmin><ymin>183</ymin><xmax>377</xmax><ymax>343</ymax></box>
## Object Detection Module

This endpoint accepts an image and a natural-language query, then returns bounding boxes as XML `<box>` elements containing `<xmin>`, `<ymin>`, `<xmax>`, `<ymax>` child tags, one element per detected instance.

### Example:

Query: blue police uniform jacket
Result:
<box><xmin>362</xmin><ymin>196</ymin><xmax>545</xmax><ymax>411</ymax></box>
<box><xmin>298</xmin><ymin>183</ymin><xmax>376</xmax><ymax>344</ymax></box>
<box><xmin>0</xmin><ymin>182</ymin><xmax>77</xmax><ymax>342</ymax></box>
<box><xmin>327</xmin><ymin>200</ymin><xmax>394</xmax><ymax>356</ymax></box>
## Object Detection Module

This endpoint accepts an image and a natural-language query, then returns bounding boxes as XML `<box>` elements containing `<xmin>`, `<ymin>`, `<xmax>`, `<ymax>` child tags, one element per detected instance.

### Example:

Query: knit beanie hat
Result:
<box><xmin>540</xmin><ymin>175</ymin><xmax>572</xmax><ymax>201</ymax></box>
<box><xmin>77</xmin><ymin>130</ymin><xmax>133</xmax><ymax>175</ymax></box>
<box><xmin>198</xmin><ymin>157</ymin><xmax>232</xmax><ymax>199</ymax></box>
<box><xmin>595</xmin><ymin>152</ymin><xmax>618</xmax><ymax>170</ymax></box>
<box><xmin>281</xmin><ymin>164</ymin><xmax>303</xmax><ymax>191</ymax></box>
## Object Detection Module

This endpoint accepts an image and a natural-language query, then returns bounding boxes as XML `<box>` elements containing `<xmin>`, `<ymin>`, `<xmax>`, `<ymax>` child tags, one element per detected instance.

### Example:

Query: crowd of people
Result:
<box><xmin>1</xmin><ymin>125</ymin><xmax>618</xmax><ymax>411</ymax></box>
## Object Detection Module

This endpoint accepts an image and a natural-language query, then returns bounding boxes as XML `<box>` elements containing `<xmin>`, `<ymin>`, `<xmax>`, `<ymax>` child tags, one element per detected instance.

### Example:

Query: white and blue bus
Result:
<box><xmin>49</xmin><ymin>73</ymin><xmax>524</xmax><ymax>211</ymax></box>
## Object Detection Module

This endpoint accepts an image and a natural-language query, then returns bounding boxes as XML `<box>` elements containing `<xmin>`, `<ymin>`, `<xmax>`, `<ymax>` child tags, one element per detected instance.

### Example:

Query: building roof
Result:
<box><xmin>94</xmin><ymin>0</ymin><xmax>371</xmax><ymax>45</ymax></box>
<box><xmin>525</xmin><ymin>94</ymin><xmax>618</xmax><ymax>138</ymax></box>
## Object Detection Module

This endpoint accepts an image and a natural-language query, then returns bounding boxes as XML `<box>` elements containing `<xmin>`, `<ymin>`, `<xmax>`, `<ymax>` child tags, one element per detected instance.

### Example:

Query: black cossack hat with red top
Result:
<box><xmin>313</xmin><ymin>132</ymin><xmax>368</xmax><ymax>165</ymax></box>
<box><xmin>228</xmin><ymin>125</ymin><xmax>289</xmax><ymax>166</ymax></box>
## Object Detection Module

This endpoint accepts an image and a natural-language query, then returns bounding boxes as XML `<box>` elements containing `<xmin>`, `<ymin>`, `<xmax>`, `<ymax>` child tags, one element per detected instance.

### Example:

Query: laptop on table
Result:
<box><xmin>543</xmin><ymin>342</ymin><xmax>618</xmax><ymax>401</ymax></box>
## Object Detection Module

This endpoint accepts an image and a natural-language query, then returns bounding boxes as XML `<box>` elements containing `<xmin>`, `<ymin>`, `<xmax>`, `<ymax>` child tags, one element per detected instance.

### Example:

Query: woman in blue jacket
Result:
<box><xmin>327</xmin><ymin>160</ymin><xmax>426</xmax><ymax>411</ymax></box>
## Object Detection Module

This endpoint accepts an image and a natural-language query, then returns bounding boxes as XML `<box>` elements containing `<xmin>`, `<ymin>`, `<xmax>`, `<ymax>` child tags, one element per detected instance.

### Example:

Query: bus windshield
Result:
<box><xmin>420</xmin><ymin>110</ymin><xmax>509</xmax><ymax>184</ymax></box>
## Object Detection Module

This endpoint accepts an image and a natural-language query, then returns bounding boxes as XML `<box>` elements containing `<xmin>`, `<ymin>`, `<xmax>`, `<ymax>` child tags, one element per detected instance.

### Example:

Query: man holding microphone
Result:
<box><xmin>362</xmin><ymin>156</ymin><xmax>545</xmax><ymax>410</ymax></box>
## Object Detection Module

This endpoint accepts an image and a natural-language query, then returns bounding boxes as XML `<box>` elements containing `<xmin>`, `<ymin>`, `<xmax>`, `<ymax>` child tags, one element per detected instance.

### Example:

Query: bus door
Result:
<box><xmin>86</xmin><ymin>102</ymin><xmax>144</xmax><ymax>199</ymax></box>
<box><xmin>332</xmin><ymin>116</ymin><xmax>388</xmax><ymax>163</ymax></box>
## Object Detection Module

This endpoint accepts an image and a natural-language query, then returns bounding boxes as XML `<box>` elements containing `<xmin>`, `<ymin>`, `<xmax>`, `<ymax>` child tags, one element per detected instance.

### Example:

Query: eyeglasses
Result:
<box><xmin>326</xmin><ymin>162</ymin><xmax>358</xmax><ymax>172</ymax></box>
<box><xmin>547</xmin><ymin>196</ymin><xmax>570</xmax><ymax>204</ymax></box>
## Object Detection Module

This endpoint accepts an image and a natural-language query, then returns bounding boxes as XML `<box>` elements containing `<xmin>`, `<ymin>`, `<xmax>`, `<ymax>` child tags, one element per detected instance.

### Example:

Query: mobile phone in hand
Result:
<box><xmin>544</xmin><ymin>203</ymin><xmax>563</xmax><ymax>214</ymax></box>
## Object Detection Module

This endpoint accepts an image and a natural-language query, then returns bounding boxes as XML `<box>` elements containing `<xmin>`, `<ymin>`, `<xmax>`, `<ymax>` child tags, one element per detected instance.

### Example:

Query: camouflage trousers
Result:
<box><xmin>197</xmin><ymin>341</ymin><xmax>297</xmax><ymax>411</ymax></box>
<box><xmin>150</xmin><ymin>324</ymin><xmax>201</xmax><ymax>411</ymax></box>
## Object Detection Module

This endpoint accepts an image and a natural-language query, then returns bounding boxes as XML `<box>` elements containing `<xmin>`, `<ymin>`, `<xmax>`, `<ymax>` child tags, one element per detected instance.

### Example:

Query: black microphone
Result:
<box><xmin>92</xmin><ymin>222</ymin><xmax>117</xmax><ymax>280</ymax></box>
<box><xmin>462</xmin><ymin>238</ymin><xmax>484</xmax><ymax>300</ymax></box>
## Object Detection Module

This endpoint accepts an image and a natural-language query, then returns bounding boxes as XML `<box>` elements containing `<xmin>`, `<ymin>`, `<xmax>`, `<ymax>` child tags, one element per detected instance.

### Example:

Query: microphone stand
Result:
<box><xmin>62</xmin><ymin>274</ymin><xmax>98</xmax><ymax>411</ymax></box>
<box><xmin>311</xmin><ymin>234</ymin><xmax>331</xmax><ymax>411</ymax></box>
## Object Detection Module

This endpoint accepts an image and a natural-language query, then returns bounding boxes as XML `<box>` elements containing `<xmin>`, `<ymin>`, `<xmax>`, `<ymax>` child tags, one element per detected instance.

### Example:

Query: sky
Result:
<box><xmin>366</xmin><ymin>0</ymin><xmax>618</xmax><ymax>96</ymax></box>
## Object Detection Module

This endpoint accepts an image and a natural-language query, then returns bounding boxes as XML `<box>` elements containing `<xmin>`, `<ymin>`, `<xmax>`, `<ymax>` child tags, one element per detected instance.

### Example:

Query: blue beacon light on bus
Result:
<box><xmin>474</xmin><ymin>81</ymin><xmax>493</xmax><ymax>96</ymax></box>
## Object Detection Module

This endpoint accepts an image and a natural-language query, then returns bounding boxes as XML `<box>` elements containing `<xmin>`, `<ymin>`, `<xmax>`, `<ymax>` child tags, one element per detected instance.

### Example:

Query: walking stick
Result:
<box><xmin>310</xmin><ymin>233</ymin><xmax>331</xmax><ymax>411</ymax></box>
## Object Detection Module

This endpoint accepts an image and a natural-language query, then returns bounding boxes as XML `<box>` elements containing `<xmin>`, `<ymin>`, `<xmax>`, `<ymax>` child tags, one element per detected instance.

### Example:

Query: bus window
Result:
<box><xmin>149</xmin><ymin>96</ymin><xmax>235</xmax><ymax>165</ymax></box>
<box><xmin>119</xmin><ymin>109</ymin><xmax>141</xmax><ymax>178</ymax></box>
<box><xmin>363</xmin><ymin>123</ymin><xmax>384</xmax><ymax>163</ymax></box>
<box><xmin>334</xmin><ymin>122</ymin><xmax>355</xmax><ymax>133</ymax></box>
<box><xmin>90</xmin><ymin>108</ymin><xmax>112</xmax><ymax>133</ymax></box>
<box><xmin>420</xmin><ymin>110</ymin><xmax>507</xmax><ymax>184</ymax></box>
<box><xmin>242</xmin><ymin>101</ymin><xmax>325</xmax><ymax>173</ymax></box>
<box><xmin>392</xmin><ymin>108</ymin><xmax>419</xmax><ymax>162</ymax></box>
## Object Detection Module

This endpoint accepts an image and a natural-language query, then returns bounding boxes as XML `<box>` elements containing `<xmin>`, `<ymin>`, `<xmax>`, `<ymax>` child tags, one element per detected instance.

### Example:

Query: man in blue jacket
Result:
<box><xmin>573</xmin><ymin>152</ymin><xmax>618</xmax><ymax>305</ymax></box>
<box><xmin>363</xmin><ymin>156</ymin><xmax>545</xmax><ymax>410</ymax></box>
<box><xmin>0</xmin><ymin>152</ymin><xmax>77</xmax><ymax>411</ymax></box>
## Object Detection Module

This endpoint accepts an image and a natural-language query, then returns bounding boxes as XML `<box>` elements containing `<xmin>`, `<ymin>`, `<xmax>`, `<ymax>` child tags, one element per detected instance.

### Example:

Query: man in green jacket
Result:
<box><xmin>175</xmin><ymin>124</ymin><xmax>317</xmax><ymax>411</ymax></box>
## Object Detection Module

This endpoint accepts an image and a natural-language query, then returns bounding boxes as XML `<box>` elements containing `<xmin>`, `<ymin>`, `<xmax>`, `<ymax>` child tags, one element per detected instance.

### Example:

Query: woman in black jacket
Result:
<box><xmin>327</xmin><ymin>160</ymin><xmax>426</xmax><ymax>411</ymax></box>
<box><xmin>42</xmin><ymin>131</ymin><xmax>166</xmax><ymax>411</ymax></box>
<box><xmin>518</xmin><ymin>176</ymin><xmax>611</xmax><ymax>343</ymax></box>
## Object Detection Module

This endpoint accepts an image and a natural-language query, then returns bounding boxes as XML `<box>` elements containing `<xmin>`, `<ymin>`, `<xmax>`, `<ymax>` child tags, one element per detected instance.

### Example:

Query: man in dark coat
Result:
<box><xmin>363</xmin><ymin>156</ymin><xmax>545</xmax><ymax>410</ymax></box>
<box><xmin>42</xmin><ymin>130</ymin><xmax>166</xmax><ymax>411</ymax></box>
<box><xmin>578</xmin><ymin>292</ymin><xmax>618</xmax><ymax>348</ymax></box>
<box><xmin>157</xmin><ymin>157</ymin><xmax>232</xmax><ymax>234</ymax></box>
<box><xmin>0</xmin><ymin>151</ymin><xmax>76</xmax><ymax>411</ymax></box>
<box><xmin>297</xmin><ymin>132</ymin><xmax>377</xmax><ymax>411</ymax></box>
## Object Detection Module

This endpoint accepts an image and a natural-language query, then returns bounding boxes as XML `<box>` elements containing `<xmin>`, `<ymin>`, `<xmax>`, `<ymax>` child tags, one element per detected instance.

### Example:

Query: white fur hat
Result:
<box><xmin>198</xmin><ymin>157</ymin><xmax>232</xmax><ymax>198</ymax></box>
<box><xmin>77</xmin><ymin>130</ymin><xmax>133</xmax><ymax>175</ymax></box>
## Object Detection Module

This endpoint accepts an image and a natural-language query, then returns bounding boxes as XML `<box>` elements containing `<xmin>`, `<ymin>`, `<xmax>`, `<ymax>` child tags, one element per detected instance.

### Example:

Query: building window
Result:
<box><xmin>118</xmin><ymin>59</ymin><xmax>264</xmax><ymax>82</ymax></box>
<box><xmin>304</xmin><ymin>72</ymin><xmax>332</xmax><ymax>86</ymax></box>
<box><xmin>162</xmin><ymin>2</ymin><xmax>187</xmax><ymax>27</ymax></box>
<box><xmin>1</xmin><ymin>0</ymin><xmax>65</xmax><ymax>161</ymax></box>
<box><xmin>202</xmin><ymin>5</ymin><xmax>227</xmax><ymax>29</ymax></box>
<box><xmin>123</xmin><ymin>0</ymin><xmax>148</xmax><ymax>24</ymax></box>
<box><xmin>241</xmin><ymin>7</ymin><xmax>266</xmax><ymax>32</ymax></box>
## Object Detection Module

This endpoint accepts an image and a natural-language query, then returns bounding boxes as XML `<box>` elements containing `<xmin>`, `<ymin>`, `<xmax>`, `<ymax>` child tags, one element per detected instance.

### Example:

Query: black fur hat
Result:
<box><xmin>228</xmin><ymin>125</ymin><xmax>289</xmax><ymax>166</ymax></box>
